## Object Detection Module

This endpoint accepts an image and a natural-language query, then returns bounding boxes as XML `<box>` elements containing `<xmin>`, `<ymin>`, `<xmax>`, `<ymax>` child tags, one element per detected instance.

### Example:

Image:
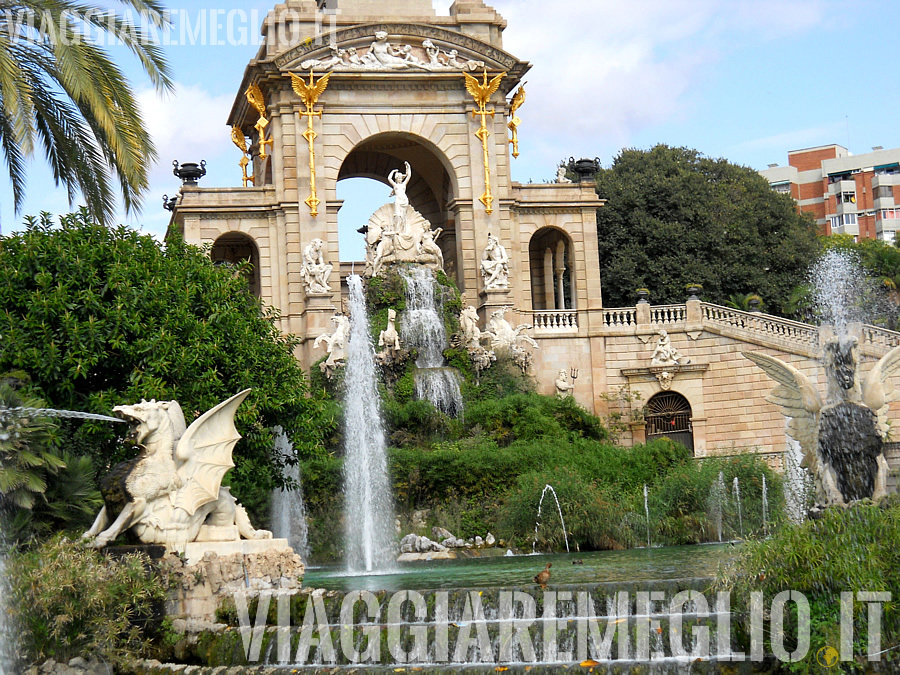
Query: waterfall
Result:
<box><xmin>400</xmin><ymin>266</ymin><xmax>463</xmax><ymax>417</ymax></box>
<box><xmin>343</xmin><ymin>274</ymin><xmax>396</xmax><ymax>573</ymax></box>
<box><xmin>270</xmin><ymin>428</ymin><xmax>310</xmax><ymax>561</ymax></box>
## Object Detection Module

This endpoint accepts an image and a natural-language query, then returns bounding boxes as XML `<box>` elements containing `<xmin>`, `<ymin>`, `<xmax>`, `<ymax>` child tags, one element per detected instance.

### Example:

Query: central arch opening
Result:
<box><xmin>336</xmin><ymin>132</ymin><xmax>458</xmax><ymax>282</ymax></box>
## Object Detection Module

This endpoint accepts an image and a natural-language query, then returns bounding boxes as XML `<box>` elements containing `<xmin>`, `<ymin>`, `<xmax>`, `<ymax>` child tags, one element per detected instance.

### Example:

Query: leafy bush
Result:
<box><xmin>8</xmin><ymin>536</ymin><xmax>168</xmax><ymax>668</ymax></box>
<box><xmin>717</xmin><ymin>498</ymin><xmax>900</xmax><ymax>672</ymax></box>
<box><xmin>498</xmin><ymin>467</ymin><xmax>638</xmax><ymax>551</ymax></box>
<box><xmin>0</xmin><ymin>211</ymin><xmax>335</xmax><ymax>524</ymax></box>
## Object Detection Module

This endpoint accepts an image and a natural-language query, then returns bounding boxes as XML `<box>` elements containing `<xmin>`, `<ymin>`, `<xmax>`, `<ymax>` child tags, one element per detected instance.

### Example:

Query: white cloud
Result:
<box><xmin>131</xmin><ymin>83</ymin><xmax>236</xmax><ymax>237</ymax></box>
<box><xmin>475</xmin><ymin>0</ymin><xmax>831</xmax><ymax>167</ymax></box>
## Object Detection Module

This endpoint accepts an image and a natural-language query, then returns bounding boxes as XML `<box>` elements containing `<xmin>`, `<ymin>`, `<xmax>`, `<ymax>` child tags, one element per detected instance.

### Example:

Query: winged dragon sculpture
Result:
<box><xmin>745</xmin><ymin>339</ymin><xmax>900</xmax><ymax>506</ymax></box>
<box><xmin>83</xmin><ymin>389</ymin><xmax>272</xmax><ymax>548</ymax></box>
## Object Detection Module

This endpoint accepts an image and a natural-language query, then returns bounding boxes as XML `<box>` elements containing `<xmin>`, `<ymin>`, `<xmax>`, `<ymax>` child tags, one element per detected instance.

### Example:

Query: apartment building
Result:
<box><xmin>760</xmin><ymin>144</ymin><xmax>900</xmax><ymax>243</ymax></box>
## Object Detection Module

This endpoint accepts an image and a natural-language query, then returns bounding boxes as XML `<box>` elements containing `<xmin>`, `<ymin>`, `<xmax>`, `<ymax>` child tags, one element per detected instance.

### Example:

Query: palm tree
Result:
<box><xmin>0</xmin><ymin>1</ymin><xmax>173</xmax><ymax>225</ymax></box>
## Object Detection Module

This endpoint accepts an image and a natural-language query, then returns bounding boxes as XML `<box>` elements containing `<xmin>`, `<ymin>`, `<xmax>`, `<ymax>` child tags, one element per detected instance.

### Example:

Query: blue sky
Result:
<box><xmin>3</xmin><ymin>0</ymin><xmax>900</xmax><ymax>257</ymax></box>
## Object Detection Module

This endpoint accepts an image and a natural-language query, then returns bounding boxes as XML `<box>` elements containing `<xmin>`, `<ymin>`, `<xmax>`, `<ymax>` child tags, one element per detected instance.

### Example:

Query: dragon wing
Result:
<box><xmin>862</xmin><ymin>344</ymin><xmax>900</xmax><ymax>437</ymax></box>
<box><xmin>231</xmin><ymin>126</ymin><xmax>248</xmax><ymax>154</ymax></box>
<box><xmin>246</xmin><ymin>83</ymin><xmax>266</xmax><ymax>117</ymax></box>
<box><xmin>744</xmin><ymin>351</ymin><xmax>822</xmax><ymax>467</ymax></box>
<box><xmin>171</xmin><ymin>389</ymin><xmax>252</xmax><ymax>516</ymax></box>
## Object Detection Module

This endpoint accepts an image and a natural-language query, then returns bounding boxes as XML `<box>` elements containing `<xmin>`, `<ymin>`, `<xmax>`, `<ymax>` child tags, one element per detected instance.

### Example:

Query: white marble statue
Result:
<box><xmin>300</xmin><ymin>238</ymin><xmax>333</xmax><ymax>295</ymax></box>
<box><xmin>300</xmin><ymin>32</ymin><xmax>484</xmax><ymax>72</ymax></box>
<box><xmin>483</xmin><ymin>306</ymin><xmax>538</xmax><ymax>373</ymax></box>
<box><xmin>458</xmin><ymin>303</ymin><xmax>496</xmax><ymax>374</ymax></box>
<box><xmin>555</xmin><ymin>369</ymin><xmax>576</xmax><ymax>398</ymax></box>
<box><xmin>314</xmin><ymin>314</ymin><xmax>350</xmax><ymax>377</ymax></box>
<box><xmin>82</xmin><ymin>390</ymin><xmax>272</xmax><ymax>549</ymax></box>
<box><xmin>481</xmin><ymin>233</ymin><xmax>510</xmax><ymax>290</ymax></box>
<box><xmin>378</xmin><ymin>309</ymin><xmax>402</xmax><ymax>355</ymax></box>
<box><xmin>746</xmin><ymin>340</ymin><xmax>900</xmax><ymax>507</ymax></box>
<box><xmin>364</xmin><ymin>165</ymin><xmax>445</xmax><ymax>276</ymax></box>
<box><xmin>556</xmin><ymin>165</ymin><xmax>572</xmax><ymax>183</ymax></box>
<box><xmin>650</xmin><ymin>330</ymin><xmax>690</xmax><ymax>366</ymax></box>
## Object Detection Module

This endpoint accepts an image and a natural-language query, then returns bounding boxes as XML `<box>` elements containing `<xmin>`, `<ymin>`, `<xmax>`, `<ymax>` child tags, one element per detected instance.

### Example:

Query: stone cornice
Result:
<box><xmin>620</xmin><ymin>364</ymin><xmax>710</xmax><ymax>378</ymax></box>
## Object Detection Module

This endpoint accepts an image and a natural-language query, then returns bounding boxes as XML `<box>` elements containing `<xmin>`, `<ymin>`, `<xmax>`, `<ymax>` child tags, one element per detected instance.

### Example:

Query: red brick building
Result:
<box><xmin>760</xmin><ymin>144</ymin><xmax>899</xmax><ymax>243</ymax></box>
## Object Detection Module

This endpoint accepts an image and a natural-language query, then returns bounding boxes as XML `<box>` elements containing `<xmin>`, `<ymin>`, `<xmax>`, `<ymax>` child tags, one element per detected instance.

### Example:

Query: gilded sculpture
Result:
<box><xmin>230</xmin><ymin>126</ymin><xmax>254</xmax><ymax>187</ymax></box>
<box><xmin>245</xmin><ymin>83</ymin><xmax>273</xmax><ymax>161</ymax></box>
<box><xmin>507</xmin><ymin>83</ymin><xmax>526</xmax><ymax>159</ymax></box>
<box><xmin>464</xmin><ymin>70</ymin><xmax>506</xmax><ymax>214</ymax></box>
<box><xmin>290</xmin><ymin>70</ymin><xmax>332</xmax><ymax>217</ymax></box>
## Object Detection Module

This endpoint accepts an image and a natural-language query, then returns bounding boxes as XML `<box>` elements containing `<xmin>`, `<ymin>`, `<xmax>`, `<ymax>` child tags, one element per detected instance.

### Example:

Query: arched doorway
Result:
<box><xmin>645</xmin><ymin>392</ymin><xmax>694</xmax><ymax>452</ymax></box>
<box><xmin>337</xmin><ymin>132</ymin><xmax>458</xmax><ymax>283</ymax></box>
<box><xmin>529</xmin><ymin>227</ymin><xmax>574</xmax><ymax>311</ymax></box>
<box><xmin>210</xmin><ymin>233</ymin><xmax>261</xmax><ymax>298</ymax></box>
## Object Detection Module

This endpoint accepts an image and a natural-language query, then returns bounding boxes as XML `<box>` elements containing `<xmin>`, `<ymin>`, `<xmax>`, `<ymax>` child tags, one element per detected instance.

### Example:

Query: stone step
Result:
<box><xmin>217</xmin><ymin>577</ymin><xmax>718</xmax><ymax>628</ymax></box>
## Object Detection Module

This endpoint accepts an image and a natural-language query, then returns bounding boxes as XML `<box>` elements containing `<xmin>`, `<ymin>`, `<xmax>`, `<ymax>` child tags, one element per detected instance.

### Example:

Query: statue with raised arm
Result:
<box><xmin>745</xmin><ymin>339</ymin><xmax>900</xmax><ymax>506</ymax></box>
<box><xmin>389</xmin><ymin>162</ymin><xmax>412</xmax><ymax>233</ymax></box>
<box><xmin>300</xmin><ymin>238</ymin><xmax>333</xmax><ymax>295</ymax></box>
<box><xmin>481</xmin><ymin>233</ymin><xmax>510</xmax><ymax>290</ymax></box>
<box><xmin>82</xmin><ymin>390</ymin><xmax>272</xmax><ymax>549</ymax></box>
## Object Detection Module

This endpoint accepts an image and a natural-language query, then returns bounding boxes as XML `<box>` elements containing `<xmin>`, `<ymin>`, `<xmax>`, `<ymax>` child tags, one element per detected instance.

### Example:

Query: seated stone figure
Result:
<box><xmin>82</xmin><ymin>390</ymin><xmax>272</xmax><ymax>549</ymax></box>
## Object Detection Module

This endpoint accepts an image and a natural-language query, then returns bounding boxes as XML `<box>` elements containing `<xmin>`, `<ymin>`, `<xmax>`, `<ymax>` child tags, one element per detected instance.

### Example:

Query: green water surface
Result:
<box><xmin>303</xmin><ymin>543</ymin><xmax>738</xmax><ymax>592</ymax></box>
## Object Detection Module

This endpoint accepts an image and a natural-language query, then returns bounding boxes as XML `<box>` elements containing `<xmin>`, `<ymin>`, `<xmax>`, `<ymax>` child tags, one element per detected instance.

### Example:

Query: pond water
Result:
<box><xmin>303</xmin><ymin>543</ymin><xmax>738</xmax><ymax>592</ymax></box>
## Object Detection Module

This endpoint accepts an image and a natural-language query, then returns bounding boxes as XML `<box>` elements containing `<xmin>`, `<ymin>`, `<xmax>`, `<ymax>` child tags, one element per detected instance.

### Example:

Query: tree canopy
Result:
<box><xmin>0</xmin><ymin>1</ymin><xmax>173</xmax><ymax>224</ymax></box>
<box><xmin>0</xmin><ymin>210</ymin><xmax>332</xmax><ymax>516</ymax></box>
<box><xmin>594</xmin><ymin>145</ymin><xmax>821</xmax><ymax>313</ymax></box>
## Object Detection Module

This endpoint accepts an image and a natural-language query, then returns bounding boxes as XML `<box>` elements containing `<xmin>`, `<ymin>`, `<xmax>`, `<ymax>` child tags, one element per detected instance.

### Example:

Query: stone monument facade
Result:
<box><xmin>169</xmin><ymin>0</ymin><xmax>900</xmax><ymax>467</ymax></box>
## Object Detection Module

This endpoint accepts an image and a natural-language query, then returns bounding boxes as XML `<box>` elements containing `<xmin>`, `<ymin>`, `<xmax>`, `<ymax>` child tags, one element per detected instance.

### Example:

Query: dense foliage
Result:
<box><xmin>594</xmin><ymin>145</ymin><xmax>820</xmax><ymax>312</ymax></box>
<box><xmin>300</xmin><ymin>387</ymin><xmax>784</xmax><ymax>561</ymax></box>
<box><xmin>8</xmin><ymin>536</ymin><xmax>169</xmax><ymax>668</ymax></box>
<box><xmin>0</xmin><ymin>0</ymin><xmax>173</xmax><ymax>223</ymax></box>
<box><xmin>0</xmin><ymin>211</ymin><xmax>332</xmax><ymax>523</ymax></box>
<box><xmin>718</xmin><ymin>498</ymin><xmax>900</xmax><ymax>672</ymax></box>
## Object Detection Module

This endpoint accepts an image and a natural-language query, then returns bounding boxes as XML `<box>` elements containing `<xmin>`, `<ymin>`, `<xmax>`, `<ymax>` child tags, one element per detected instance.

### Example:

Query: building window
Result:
<box><xmin>828</xmin><ymin>172</ymin><xmax>852</xmax><ymax>184</ymax></box>
<box><xmin>771</xmin><ymin>181</ymin><xmax>791</xmax><ymax>194</ymax></box>
<box><xmin>878</xmin><ymin>208</ymin><xmax>900</xmax><ymax>220</ymax></box>
<box><xmin>830</xmin><ymin>214</ymin><xmax>858</xmax><ymax>229</ymax></box>
<box><xmin>874</xmin><ymin>185</ymin><xmax>893</xmax><ymax>199</ymax></box>
<box><xmin>838</xmin><ymin>191</ymin><xmax>857</xmax><ymax>204</ymax></box>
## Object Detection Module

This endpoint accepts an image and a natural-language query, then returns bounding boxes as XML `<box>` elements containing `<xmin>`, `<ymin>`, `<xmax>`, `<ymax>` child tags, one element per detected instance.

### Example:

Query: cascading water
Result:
<box><xmin>400</xmin><ymin>266</ymin><xmax>463</xmax><ymax>417</ymax></box>
<box><xmin>733</xmin><ymin>477</ymin><xmax>743</xmax><ymax>538</ymax></box>
<box><xmin>343</xmin><ymin>274</ymin><xmax>396</xmax><ymax>573</ymax></box>
<box><xmin>762</xmin><ymin>474</ymin><xmax>769</xmax><ymax>537</ymax></box>
<box><xmin>270</xmin><ymin>428</ymin><xmax>309</xmax><ymax>561</ymax></box>
<box><xmin>532</xmin><ymin>484</ymin><xmax>570</xmax><ymax>554</ymax></box>
<box><xmin>643</xmin><ymin>484</ymin><xmax>651</xmax><ymax>547</ymax></box>
<box><xmin>709</xmin><ymin>472</ymin><xmax>726</xmax><ymax>542</ymax></box>
<box><xmin>810</xmin><ymin>249</ymin><xmax>879</xmax><ymax>338</ymax></box>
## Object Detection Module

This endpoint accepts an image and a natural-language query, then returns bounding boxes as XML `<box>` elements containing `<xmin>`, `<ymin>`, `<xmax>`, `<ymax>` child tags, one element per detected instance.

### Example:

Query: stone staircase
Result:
<box><xmin>148</xmin><ymin>578</ymin><xmax>778</xmax><ymax>672</ymax></box>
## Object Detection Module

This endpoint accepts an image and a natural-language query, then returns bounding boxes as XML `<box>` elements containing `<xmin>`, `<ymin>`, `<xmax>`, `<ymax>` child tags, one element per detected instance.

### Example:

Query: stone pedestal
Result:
<box><xmin>478</xmin><ymin>287</ymin><xmax>511</xmax><ymax>323</ymax></box>
<box><xmin>163</xmin><ymin>539</ymin><xmax>304</xmax><ymax>622</ymax></box>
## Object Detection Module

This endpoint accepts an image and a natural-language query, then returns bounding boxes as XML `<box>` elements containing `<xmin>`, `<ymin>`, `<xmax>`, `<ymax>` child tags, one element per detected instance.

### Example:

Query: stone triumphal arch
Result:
<box><xmin>170</xmin><ymin>0</ymin><xmax>900</xmax><ymax>467</ymax></box>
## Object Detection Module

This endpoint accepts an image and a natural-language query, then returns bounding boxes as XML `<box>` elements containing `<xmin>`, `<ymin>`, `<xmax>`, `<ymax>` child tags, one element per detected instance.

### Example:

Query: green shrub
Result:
<box><xmin>717</xmin><ymin>498</ymin><xmax>900</xmax><ymax>672</ymax></box>
<box><xmin>498</xmin><ymin>467</ymin><xmax>639</xmax><ymax>551</ymax></box>
<box><xmin>8</xmin><ymin>536</ymin><xmax>168</xmax><ymax>668</ymax></box>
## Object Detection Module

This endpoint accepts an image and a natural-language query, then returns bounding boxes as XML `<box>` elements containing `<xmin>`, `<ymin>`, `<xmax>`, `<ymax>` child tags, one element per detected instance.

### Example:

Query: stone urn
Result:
<box><xmin>686</xmin><ymin>284</ymin><xmax>702</xmax><ymax>301</ymax></box>
<box><xmin>636</xmin><ymin>288</ymin><xmax>650</xmax><ymax>304</ymax></box>
<box><xmin>568</xmin><ymin>157</ymin><xmax>601</xmax><ymax>182</ymax></box>
<box><xmin>173</xmin><ymin>160</ymin><xmax>207</xmax><ymax>186</ymax></box>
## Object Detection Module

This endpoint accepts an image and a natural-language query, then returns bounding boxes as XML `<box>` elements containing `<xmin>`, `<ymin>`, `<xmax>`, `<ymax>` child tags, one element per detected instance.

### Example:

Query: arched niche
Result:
<box><xmin>529</xmin><ymin>227</ymin><xmax>575</xmax><ymax>311</ymax></box>
<box><xmin>210</xmin><ymin>232</ymin><xmax>261</xmax><ymax>298</ymax></box>
<box><xmin>337</xmin><ymin>132</ymin><xmax>459</xmax><ymax>283</ymax></box>
<box><xmin>645</xmin><ymin>391</ymin><xmax>694</xmax><ymax>453</ymax></box>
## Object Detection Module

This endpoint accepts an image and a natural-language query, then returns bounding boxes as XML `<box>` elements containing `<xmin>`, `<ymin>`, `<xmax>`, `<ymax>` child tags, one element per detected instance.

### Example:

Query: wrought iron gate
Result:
<box><xmin>645</xmin><ymin>392</ymin><xmax>694</xmax><ymax>452</ymax></box>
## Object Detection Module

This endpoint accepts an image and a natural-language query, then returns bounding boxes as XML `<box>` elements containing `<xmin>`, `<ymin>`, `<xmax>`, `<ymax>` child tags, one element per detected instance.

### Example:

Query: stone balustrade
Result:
<box><xmin>532</xmin><ymin>310</ymin><xmax>579</xmax><ymax>331</ymax></box>
<box><xmin>602</xmin><ymin>307</ymin><xmax>637</xmax><ymax>327</ymax></box>
<box><xmin>700</xmin><ymin>304</ymin><xmax>819</xmax><ymax>347</ymax></box>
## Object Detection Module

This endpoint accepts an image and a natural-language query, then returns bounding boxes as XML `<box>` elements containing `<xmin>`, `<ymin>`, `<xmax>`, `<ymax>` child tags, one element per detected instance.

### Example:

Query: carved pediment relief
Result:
<box><xmin>274</xmin><ymin>23</ymin><xmax>524</xmax><ymax>79</ymax></box>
